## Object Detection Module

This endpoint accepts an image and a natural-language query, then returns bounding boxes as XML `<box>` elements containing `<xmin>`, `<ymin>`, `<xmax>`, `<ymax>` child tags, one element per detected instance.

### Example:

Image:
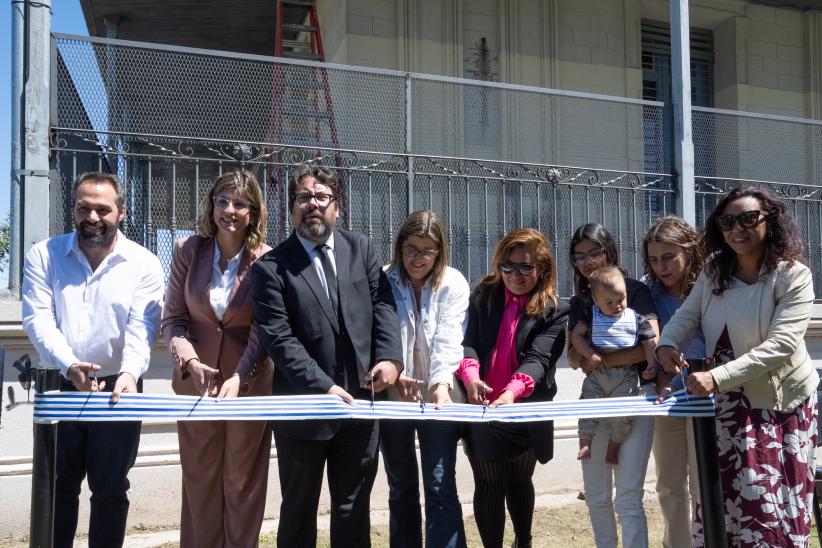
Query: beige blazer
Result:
<box><xmin>162</xmin><ymin>236</ymin><xmax>273</xmax><ymax>396</ymax></box>
<box><xmin>658</xmin><ymin>260</ymin><xmax>817</xmax><ymax>412</ymax></box>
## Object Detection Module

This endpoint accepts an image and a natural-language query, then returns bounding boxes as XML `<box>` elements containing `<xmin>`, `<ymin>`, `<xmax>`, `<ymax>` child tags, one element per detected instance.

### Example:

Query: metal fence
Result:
<box><xmin>50</xmin><ymin>33</ymin><xmax>822</xmax><ymax>296</ymax></box>
<box><xmin>49</xmin><ymin>130</ymin><xmax>675</xmax><ymax>296</ymax></box>
<box><xmin>692</xmin><ymin>106</ymin><xmax>822</xmax><ymax>185</ymax></box>
<box><xmin>693</xmin><ymin>107</ymin><xmax>822</xmax><ymax>297</ymax></box>
<box><xmin>695</xmin><ymin>177</ymin><xmax>822</xmax><ymax>297</ymax></box>
<box><xmin>53</xmin><ymin>34</ymin><xmax>663</xmax><ymax>173</ymax></box>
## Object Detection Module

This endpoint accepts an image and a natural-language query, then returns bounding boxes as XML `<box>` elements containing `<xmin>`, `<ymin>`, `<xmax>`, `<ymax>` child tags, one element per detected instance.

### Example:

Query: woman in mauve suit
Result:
<box><xmin>162</xmin><ymin>169</ymin><xmax>273</xmax><ymax>548</ymax></box>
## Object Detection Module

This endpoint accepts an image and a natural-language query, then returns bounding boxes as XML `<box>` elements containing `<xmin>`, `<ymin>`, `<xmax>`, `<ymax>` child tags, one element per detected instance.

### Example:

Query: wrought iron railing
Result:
<box><xmin>696</xmin><ymin>176</ymin><xmax>822</xmax><ymax>297</ymax></box>
<box><xmin>50</xmin><ymin>129</ymin><xmax>675</xmax><ymax>296</ymax></box>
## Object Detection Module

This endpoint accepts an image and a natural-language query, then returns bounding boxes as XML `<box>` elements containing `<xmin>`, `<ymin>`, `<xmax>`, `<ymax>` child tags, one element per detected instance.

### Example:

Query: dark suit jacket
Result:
<box><xmin>461</xmin><ymin>285</ymin><xmax>569</xmax><ymax>462</ymax></box>
<box><xmin>252</xmin><ymin>229</ymin><xmax>403</xmax><ymax>440</ymax></box>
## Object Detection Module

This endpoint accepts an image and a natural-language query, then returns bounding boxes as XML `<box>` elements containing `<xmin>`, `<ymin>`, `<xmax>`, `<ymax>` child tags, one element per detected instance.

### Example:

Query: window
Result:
<box><xmin>641</xmin><ymin>20</ymin><xmax>714</xmax><ymax>216</ymax></box>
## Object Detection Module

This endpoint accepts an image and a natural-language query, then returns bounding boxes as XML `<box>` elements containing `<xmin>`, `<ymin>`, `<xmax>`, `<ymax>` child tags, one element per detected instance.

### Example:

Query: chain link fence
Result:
<box><xmin>692</xmin><ymin>107</ymin><xmax>822</xmax><ymax>297</ymax></box>
<box><xmin>51</xmin><ymin>34</ymin><xmax>674</xmax><ymax>295</ymax></box>
<box><xmin>53</xmin><ymin>33</ymin><xmax>822</xmax><ymax>299</ymax></box>
<box><xmin>54</xmin><ymin>34</ymin><xmax>663</xmax><ymax>172</ymax></box>
<box><xmin>692</xmin><ymin>106</ymin><xmax>822</xmax><ymax>184</ymax></box>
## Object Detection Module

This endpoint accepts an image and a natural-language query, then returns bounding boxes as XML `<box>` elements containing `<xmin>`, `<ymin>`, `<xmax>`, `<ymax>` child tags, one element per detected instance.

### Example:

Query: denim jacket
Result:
<box><xmin>383</xmin><ymin>264</ymin><xmax>470</xmax><ymax>400</ymax></box>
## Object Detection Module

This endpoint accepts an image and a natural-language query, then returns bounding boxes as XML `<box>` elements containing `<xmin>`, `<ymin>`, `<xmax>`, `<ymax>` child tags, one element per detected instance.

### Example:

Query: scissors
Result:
<box><xmin>91</xmin><ymin>364</ymin><xmax>99</xmax><ymax>393</ymax></box>
<box><xmin>416</xmin><ymin>383</ymin><xmax>425</xmax><ymax>414</ymax></box>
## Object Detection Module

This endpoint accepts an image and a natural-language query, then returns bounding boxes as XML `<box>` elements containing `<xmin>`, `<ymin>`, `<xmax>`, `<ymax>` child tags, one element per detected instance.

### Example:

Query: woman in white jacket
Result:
<box><xmin>657</xmin><ymin>186</ymin><xmax>818</xmax><ymax>547</ymax></box>
<box><xmin>381</xmin><ymin>210</ymin><xmax>470</xmax><ymax>548</ymax></box>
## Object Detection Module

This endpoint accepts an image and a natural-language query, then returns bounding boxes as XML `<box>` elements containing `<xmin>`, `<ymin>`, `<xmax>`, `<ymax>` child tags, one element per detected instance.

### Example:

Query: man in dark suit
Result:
<box><xmin>252</xmin><ymin>164</ymin><xmax>403</xmax><ymax>547</ymax></box>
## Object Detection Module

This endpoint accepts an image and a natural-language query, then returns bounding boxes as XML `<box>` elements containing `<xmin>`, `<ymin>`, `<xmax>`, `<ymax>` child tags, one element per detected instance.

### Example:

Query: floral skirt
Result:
<box><xmin>694</xmin><ymin>388</ymin><xmax>818</xmax><ymax>547</ymax></box>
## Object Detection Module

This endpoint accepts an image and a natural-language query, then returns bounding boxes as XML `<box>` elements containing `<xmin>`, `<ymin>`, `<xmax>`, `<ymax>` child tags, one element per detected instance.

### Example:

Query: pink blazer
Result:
<box><xmin>162</xmin><ymin>235</ymin><xmax>273</xmax><ymax>397</ymax></box>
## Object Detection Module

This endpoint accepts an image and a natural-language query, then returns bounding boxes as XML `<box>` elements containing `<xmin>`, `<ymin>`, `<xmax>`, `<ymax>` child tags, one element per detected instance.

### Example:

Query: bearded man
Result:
<box><xmin>251</xmin><ymin>165</ymin><xmax>403</xmax><ymax>547</ymax></box>
<box><xmin>22</xmin><ymin>171</ymin><xmax>164</xmax><ymax>548</ymax></box>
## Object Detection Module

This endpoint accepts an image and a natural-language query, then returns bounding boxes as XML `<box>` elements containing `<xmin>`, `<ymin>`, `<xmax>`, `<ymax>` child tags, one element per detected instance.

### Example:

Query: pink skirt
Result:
<box><xmin>694</xmin><ymin>388</ymin><xmax>818</xmax><ymax>547</ymax></box>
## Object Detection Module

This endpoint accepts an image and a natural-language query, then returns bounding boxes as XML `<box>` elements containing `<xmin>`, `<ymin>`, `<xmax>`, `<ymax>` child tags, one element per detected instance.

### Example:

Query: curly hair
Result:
<box><xmin>197</xmin><ymin>169</ymin><xmax>268</xmax><ymax>253</ymax></box>
<box><xmin>568</xmin><ymin>223</ymin><xmax>620</xmax><ymax>298</ymax></box>
<box><xmin>477</xmin><ymin>228</ymin><xmax>558</xmax><ymax>316</ymax></box>
<box><xmin>703</xmin><ymin>185</ymin><xmax>805</xmax><ymax>295</ymax></box>
<box><xmin>642</xmin><ymin>216</ymin><xmax>704</xmax><ymax>298</ymax></box>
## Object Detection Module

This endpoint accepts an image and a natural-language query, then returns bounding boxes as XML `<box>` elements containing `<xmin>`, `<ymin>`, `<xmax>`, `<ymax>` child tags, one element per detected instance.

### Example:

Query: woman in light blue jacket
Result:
<box><xmin>381</xmin><ymin>210</ymin><xmax>470</xmax><ymax>548</ymax></box>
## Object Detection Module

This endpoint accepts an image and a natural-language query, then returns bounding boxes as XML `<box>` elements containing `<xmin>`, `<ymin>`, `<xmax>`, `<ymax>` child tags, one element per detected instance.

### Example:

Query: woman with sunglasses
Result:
<box><xmin>566</xmin><ymin>223</ymin><xmax>658</xmax><ymax>548</ymax></box>
<box><xmin>380</xmin><ymin>210</ymin><xmax>470</xmax><ymax>548</ymax></box>
<box><xmin>656</xmin><ymin>186</ymin><xmax>818</xmax><ymax>546</ymax></box>
<box><xmin>642</xmin><ymin>216</ymin><xmax>705</xmax><ymax>548</ymax></box>
<box><xmin>457</xmin><ymin>228</ymin><xmax>568</xmax><ymax>548</ymax></box>
<box><xmin>162</xmin><ymin>170</ymin><xmax>273</xmax><ymax>547</ymax></box>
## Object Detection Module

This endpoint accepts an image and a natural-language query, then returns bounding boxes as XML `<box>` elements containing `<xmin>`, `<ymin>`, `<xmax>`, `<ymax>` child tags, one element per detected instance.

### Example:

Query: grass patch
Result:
<box><xmin>257</xmin><ymin>499</ymin><xmax>820</xmax><ymax>548</ymax></box>
<box><xmin>5</xmin><ymin>499</ymin><xmax>821</xmax><ymax>547</ymax></box>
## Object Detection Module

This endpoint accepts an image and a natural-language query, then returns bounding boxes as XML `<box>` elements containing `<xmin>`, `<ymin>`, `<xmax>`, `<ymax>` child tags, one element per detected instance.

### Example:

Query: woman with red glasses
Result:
<box><xmin>457</xmin><ymin>228</ymin><xmax>568</xmax><ymax>548</ymax></box>
<box><xmin>657</xmin><ymin>186</ymin><xmax>818</xmax><ymax>546</ymax></box>
<box><xmin>566</xmin><ymin>223</ymin><xmax>659</xmax><ymax>548</ymax></box>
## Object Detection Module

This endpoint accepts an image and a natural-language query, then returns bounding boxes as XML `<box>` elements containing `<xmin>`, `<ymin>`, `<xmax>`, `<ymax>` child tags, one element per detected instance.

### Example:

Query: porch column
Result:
<box><xmin>13</xmin><ymin>0</ymin><xmax>52</xmax><ymax>294</ymax></box>
<box><xmin>670</xmin><ymin>0</ymin><xmax>695</xmax><ymax>225</ymax></box>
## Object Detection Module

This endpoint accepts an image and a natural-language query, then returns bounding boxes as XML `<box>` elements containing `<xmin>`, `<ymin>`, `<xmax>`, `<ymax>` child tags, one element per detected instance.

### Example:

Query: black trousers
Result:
<box><xmin>55</xmin><ymin>376</ymin><xmax>141</xmax><ymax>548</ymax></box>
<box><xmin>274</xmin><ymin>419</ymin><xmax>380</xmax><ymax>548</ymax></box>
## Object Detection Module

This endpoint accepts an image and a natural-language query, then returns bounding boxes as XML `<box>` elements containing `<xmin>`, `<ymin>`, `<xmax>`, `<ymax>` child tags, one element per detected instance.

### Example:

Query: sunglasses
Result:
<box><xmin>715</xmin><ymin>210</ymin><xmax>770</xmax><ymax>232</ymax></box>
<box><xmin>500</xmin><ymin>262</ymin><xmax>536</xmax><ymax>276</ymax></box>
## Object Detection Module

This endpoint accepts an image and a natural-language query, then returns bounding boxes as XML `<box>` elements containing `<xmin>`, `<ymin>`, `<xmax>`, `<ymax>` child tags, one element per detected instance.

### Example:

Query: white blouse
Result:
<box><xmin>209</xmin><ymin>246</ymin><xmax>243</xmax><ymax>321</ymax></box>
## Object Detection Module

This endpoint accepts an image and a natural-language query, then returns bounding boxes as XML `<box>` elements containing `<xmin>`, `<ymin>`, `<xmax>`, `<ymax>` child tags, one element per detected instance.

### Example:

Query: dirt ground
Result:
<box><xmin>8</xmin><ymin>498</ymin><xmax>819</xmax><ymax>548</ymax></box>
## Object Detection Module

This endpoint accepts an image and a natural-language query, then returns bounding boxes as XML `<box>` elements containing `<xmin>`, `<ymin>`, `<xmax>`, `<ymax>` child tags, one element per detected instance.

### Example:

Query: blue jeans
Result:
<box><xmin>379</xmin><ymin>420</ymin><xmax>466</xmax><ymax>548</ymax></box>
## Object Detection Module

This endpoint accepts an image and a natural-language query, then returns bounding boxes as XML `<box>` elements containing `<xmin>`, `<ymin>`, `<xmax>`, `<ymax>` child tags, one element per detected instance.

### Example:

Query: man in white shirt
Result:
<box><xmin>22</xmin><ymin>171</ymin><xmax>164</xmax><ymax>548</ymax></box>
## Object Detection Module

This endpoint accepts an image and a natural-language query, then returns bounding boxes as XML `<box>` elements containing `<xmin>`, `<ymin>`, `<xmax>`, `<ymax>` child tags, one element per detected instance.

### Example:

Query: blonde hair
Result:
<box><xmin>477</xmin><ymin>228</ymin><xmax>558</xmax><ymax>316</ymax></box>
<box><xmin>197</xmin><ymin>170</ymin><xmax>268</xmax><ymax>253</ymax></box>
<box><xmin>390</xmin><ymin>210</ymin><xmax>449</xmax><ymax>291</ymax></box>
<box><xmin>588</xmin><ymin>266</ymin><xmax>626</xmax><ymax>295</ymax></box>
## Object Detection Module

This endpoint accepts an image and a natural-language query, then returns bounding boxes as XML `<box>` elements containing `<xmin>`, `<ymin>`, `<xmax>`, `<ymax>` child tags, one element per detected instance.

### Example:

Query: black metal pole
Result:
<box><xmin>30</xmin><ymin>368</ymin><xmax>60</xmax><ymax>548</ymax></box>
<box><xmin>689</xmin><ymin>357</ymin><xmax>726</xmax><ymax>547</ymax></box>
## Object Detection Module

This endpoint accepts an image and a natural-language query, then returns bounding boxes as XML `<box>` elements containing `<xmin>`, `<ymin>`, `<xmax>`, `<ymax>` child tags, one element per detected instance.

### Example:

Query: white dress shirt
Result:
<box><xmin>296</xmin><ymin>232</ymin><xmax>336</xmax><ymax>300</ymax></box>
<box><xmin>209</xmin><ymin>245</ymin><xmax>243</xmax><ymax>321</ymax></box>
<box><xmin>22</xmin><ymin>230</ymin><xmax>165</xmax><ymax>379</ymax></box>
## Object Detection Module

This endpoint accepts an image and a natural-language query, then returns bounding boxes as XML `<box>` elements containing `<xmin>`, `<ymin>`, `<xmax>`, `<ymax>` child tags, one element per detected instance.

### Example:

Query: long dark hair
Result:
<box><xmin>569</xmin><ymin>223</ymin><xmax>620</xmax><ymax>298</ymax></box>
<box><xmin>703</xmin><ymin>186</ymin><xmax>804</xmax><ymax>295</ymax></box>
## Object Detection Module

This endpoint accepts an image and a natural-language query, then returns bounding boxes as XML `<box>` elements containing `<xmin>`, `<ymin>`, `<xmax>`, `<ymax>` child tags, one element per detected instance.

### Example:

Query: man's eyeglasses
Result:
<box><xmin>213</xmin><ymin>195</ymin><xmax>251</xmax><ymax>212</ymax></box>
<box><xmin>294</xmin><ymin>192</ymin><xmax>336</xmax><ymax>207</ymax></box>
<box><xmin>571</xmin><ymin>249</ymin><xmax>606</xmax><ymax>266</ymax></box>
<box><xmin>402</xmin><ymin>245</ymin><xmax>439</xmax><ymax>260</ymax></box>
<box><xmin>715</xmin><ymin>210</ymin><xmax>770</xmax><ymax>232</ymax></box>
<box><xmin>500</xmin><ymin>262</ymin><xmax>536</xmax><ymax>276</ymax></box>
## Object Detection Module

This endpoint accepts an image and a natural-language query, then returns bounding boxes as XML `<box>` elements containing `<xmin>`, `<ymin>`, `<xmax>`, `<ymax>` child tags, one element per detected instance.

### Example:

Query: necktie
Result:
<box><xmin>315</xmin><ymin>244</ymin><xmax>339</xmax><ymax>318</ymax></box>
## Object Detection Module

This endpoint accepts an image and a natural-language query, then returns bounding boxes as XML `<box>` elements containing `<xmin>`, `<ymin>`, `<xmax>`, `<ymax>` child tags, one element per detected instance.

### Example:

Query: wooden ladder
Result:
<box><xmin>271</xmin><ymin>0</ymin><xmax>343</xmax><ymax>241</ymax></box>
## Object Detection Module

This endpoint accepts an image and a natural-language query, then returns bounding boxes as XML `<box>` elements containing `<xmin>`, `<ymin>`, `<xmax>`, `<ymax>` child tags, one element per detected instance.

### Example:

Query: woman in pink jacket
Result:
<box><xmin>162</xmin><ymin>170</ymin><xmax>273</xmax><ymax>547</ymax></box>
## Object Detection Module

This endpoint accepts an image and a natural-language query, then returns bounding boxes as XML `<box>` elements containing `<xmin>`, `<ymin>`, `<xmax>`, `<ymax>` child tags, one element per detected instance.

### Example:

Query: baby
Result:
<box><xmin>570</xmin><ymin>266</ymin><xmax>657</xmax><ymax>465</ymax></box>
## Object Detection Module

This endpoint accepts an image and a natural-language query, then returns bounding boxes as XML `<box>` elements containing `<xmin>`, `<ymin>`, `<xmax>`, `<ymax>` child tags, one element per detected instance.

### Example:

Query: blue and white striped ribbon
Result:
<box><xmin>33</xmin><ymin>390</ymin><xmax>714</xmax><ymax>424</ymax></box>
